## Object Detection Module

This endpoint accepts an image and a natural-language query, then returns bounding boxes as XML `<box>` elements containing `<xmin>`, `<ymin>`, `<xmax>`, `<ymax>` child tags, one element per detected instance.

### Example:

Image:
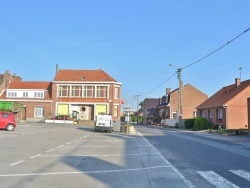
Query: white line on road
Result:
<box><xmin>62</xmin><ymin>145</ymin><xmax>150</xmax><ymax>148</ymax></box>
<box><xmin>46</xmin><ymin>149</ymin><xmax>55</xmax><ymax>152</ymax></box>
<box><xmin>230</xmin><ymin>170</ymin><xmax>250</xmax><ymax>182</ymax></box>
<box><xmin>10</xmin><ymin>160</ymin><xmax>25</xmax><ymax>166</ymax></box>
<box><xmin>38</xmin><ymin>153</ymin><xmax>158</xmax><ymax>158</ymax></box>
<box><xmin>30</xmin><ymin>154</ymin><xmax>41</xmax><ymax>159</ymax></box>
<box><xmin>0</xmin><ymin>166</ymin><xmax>170</xmax><ymax>177</ymax></box>
<box><xmin>138</xmin><ymin>132</ymin><xmax>195</xmax><ymax>188</ymax></box>
<box><xmin>57</xmin><ymin>145</ymin><xmax>64</xmax><ymax>148</ymax></box>
<box><xmin>197</xmin><ymin>171</ymin><xmax>239</xmax><ymax>188</ymax></box>
<box><xmin>66</xmin><ymin>142</ymin><xmax>71</xmax><ymax>145</ymax></box>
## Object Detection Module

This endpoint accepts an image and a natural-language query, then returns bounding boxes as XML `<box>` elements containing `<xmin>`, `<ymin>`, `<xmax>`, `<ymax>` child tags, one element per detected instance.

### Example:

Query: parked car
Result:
<box><xmin>0</xmin><ymin>111</ymin><xmax>17</xmax><ymax>131</ymax></box>
<box><xmin>52</xmin><ymin>115</ymin><xmax>72</xmax><ymax>120</ymax></box>
<box><xmin>95</xmin><ymin>114</ymin><xmax>114</xmax><ymax>133</ymax></box>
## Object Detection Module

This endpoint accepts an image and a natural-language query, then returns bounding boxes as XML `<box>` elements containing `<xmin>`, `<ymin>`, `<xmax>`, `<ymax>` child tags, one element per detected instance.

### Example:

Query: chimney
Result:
<box><xmin>166</xmin><ymin>88</ymin><xmax>171</xmax><ymax>95</ymax></box>
<box><xmin>235</xmin><ymin>78</ymin><xmax>241</xmax><ymax>87</ymax></box>
<box><xmin>56</xmin><ymin>64</ymin><xmax>58</xmax><ymax>75</ymax></box>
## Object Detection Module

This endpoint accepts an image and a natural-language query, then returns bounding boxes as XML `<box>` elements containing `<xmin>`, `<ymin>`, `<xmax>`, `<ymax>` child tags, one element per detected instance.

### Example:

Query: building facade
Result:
<box><xmin>0</xmin><ymin>69</ymin><xmax>122</xmax><ymax>122</ymax></box>
<box><xmin>197</xmin><ymin>78</ymin><xmax>250</xmax><ymax>130</ymax></box>
<box><xmin>51</xmin><ymin>69</ymin><xmax>122</xmax><ymax>122</ymax></box>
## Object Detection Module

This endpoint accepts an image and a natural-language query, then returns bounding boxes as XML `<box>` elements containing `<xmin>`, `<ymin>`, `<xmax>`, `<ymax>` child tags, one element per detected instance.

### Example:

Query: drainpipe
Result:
<box><xmin>223</xmin><ymin>104</ymin><xmax>227</xmax><ymax>129</ymax></box>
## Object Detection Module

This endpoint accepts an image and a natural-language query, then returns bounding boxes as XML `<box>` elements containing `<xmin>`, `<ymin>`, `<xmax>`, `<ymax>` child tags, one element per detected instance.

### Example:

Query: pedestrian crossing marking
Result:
<box><xmin>230</xmin><ymin>170</ymin><xmax>250</xmax><ymax>182</ymax></box>
<box><xmin>197</xmin><ymin>171</ymin><xmax>239</xmax><ymax>188</ymax></box>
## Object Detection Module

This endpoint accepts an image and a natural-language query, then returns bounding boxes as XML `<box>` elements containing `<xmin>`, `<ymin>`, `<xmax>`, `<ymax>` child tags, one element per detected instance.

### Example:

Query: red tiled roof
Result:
<box><xmin>197</xmin><ymin>79</ymin><xmax>250</xmax><ymax>109</ymax></box>
<box><xmin>7</xmin><ymin>82</ymin><xmax>51</xmax><ymax>90</ymax></box>
<box><xmin>0</xmin><ymin>81</ymin><xmax>52</xmax><ymax>100</ymax></box>
<box><xmin>53</xmin><ymin>69</ymin><xmax>117</xmax><ymax>82</ymax></box>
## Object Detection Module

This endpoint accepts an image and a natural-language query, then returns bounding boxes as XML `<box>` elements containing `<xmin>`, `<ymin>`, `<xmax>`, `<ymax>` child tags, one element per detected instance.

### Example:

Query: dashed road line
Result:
<box><xmin>10</xmin><ymin>160</ymin><xmax>25</xmax><ymax>166</ymax></box>
<box><xmin>46</xmin><ymin>149</ymin><xmax>55</xmax><ymax>152</ymax></box>
<box><xmin>30</xmin><ymin>154</ymin><xmax>41</xmax><ymax>159</ymax></box>
<box><xmin>57</xmin><ymin>145</ymin><xmax>64</xmax><ymax>148</ymax></box>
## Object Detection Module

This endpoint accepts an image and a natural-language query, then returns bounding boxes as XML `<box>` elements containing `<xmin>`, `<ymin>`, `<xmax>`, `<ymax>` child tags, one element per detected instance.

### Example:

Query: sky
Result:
<box><xmin>0</xmin><ymin>1</ymin><xmax>250</xmax><ymax>110</ymax></box>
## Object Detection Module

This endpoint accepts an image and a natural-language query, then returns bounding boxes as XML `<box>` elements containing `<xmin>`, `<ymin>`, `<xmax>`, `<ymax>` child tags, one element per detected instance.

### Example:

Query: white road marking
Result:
<box><xmin>66</xmin><ymin>142</ymin><xmax>71</xmax><ymax>145</ymax></box>
<box><xmin>230</xmin><ymin>170</ymin><xmax>250</xmax><ymax>181</ymax></box>
<box><xmin>57</xmin><ymin>145</ymin><xmax>64</xmax><ymax>148</ymax></box>
<box><xmin>197</xmin><ymin>171</ymin><xmax>239</xmax><ymax>188</ymax></box>
<box><xmin>138</xmin><ymin>132</ymin><xmax>195</xmax><ymax>188</ymax></box>
<box><xmin>62</xmin><ymin>145</ymin><xmax>150</xmax><ymax>148</ymax></box>
<box><xmin>0</xmin><ymin>166</ymin><xmax>170</xmax><ymax>177</ymax></box>
<box><xmin>46</xmin><ymin>149</ymin><xmax>55</xmax><ymax>152</ymax></box>
<box><xmin>30</xmin><ymin>154</ymin><xmax>41</xmax><ymax>159</ymax></box>
<box><xmin>38</xmin><ymin>153</ymin><xmax>158</xmax><ymax>158</ymax></box>
<box><xmin>10</xmin><ymin>160</ymin><xmax>25</xmax><ymax>166</ymax></box>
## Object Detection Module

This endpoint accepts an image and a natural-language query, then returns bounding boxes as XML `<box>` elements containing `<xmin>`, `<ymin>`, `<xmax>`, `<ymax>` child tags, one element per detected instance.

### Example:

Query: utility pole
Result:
<box><xmin>135</xmin><ymin>95</ymin><xmax>140</xmax><ymax>124</ymax></box>
<box><xmin>177</xmin><ymin>68</ymin><xmax>182</xmax><ymax>128</ymax></box>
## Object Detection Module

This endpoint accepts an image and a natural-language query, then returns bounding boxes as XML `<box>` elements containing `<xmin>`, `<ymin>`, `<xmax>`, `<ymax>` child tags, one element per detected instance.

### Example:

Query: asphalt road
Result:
<box><xmin>0</xmin><ymin>123</ymin><xmax>190</xmax><ymax>188</ymax></box>
<box><xmin>136</xmin><ymin>124</ymin><xmax>250</xmax><ymax>188</ymax></box>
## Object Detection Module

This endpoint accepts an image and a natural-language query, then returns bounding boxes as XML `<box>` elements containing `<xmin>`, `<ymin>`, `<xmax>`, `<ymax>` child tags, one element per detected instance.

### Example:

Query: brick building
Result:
<box><xmin>0</xmin><ymin>69</ymin><xmax>122</xmax><ymax>123</ymax></box>
<box><xmin>157</xmin><ymin>84</ymin><xmax>208</xmax><ymax>121</ymax></box>
<box><xmin>197</xmin><ymin>78</ymin><xmax>250</xmax><ymax>130</ymax></box>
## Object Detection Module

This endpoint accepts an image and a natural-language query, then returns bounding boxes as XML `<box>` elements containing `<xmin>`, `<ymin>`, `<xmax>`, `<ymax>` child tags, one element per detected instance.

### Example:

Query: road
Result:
<box><xmin>136</xmin><ymin>124</ymin><xmax>250</xmax><ymax>188</ymax></box>
<box><xmin>0</xmin><ymin>123</ymin><xmax>249</xmax><ymax>188</ymax></box>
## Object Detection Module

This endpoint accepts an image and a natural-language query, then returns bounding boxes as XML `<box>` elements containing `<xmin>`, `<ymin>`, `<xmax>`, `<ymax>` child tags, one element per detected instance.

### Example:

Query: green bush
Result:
<box><xmin>192</xmin><ymin>117</ymin><xmax>212</xmax><ymax>131</ymax></box>
<box><xmin>185</xmin><ymin>119</ymin><xmax>195</xmax><ymax>129</ymax></box>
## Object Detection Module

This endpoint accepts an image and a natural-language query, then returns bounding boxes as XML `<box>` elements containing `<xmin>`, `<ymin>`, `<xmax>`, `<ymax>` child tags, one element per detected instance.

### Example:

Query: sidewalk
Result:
<box><xmin>143</xmin><ymin>123</ymin><xmax>250</xmax><ymax>147</ymax></box>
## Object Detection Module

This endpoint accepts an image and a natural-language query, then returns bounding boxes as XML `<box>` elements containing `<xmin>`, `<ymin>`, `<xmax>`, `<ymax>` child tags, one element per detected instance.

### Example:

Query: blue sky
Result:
<box><xmin>0</xmin><ymin>1</ymin><xmax>250</xmax><ymax>109</ymax></box>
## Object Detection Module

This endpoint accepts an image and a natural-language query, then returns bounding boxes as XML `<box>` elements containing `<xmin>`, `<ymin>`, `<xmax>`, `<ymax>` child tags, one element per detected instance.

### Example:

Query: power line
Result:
<box><xmin>140</xmin><ymin>72</ymin><xmax>177</xmax><ymax>96</ymax></box>
<box><xmin>182</xmin><ymin>27</ymin><xmax>250</xmax><ymax>70</ymax></box>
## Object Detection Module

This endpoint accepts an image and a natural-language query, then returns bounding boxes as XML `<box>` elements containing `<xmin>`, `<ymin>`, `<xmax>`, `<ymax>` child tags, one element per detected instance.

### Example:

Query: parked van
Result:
<box><xmin>95</xmin><ymin>114</ymin><xmax>114</xmax><ymax>133</ymax></box>
<box><xmin>0</xmin><ymin>111</ymin><xmax>17</xmax><ymax>131</ymax></box>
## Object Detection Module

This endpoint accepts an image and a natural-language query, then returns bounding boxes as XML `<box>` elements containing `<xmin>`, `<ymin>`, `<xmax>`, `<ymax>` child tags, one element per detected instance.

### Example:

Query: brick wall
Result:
<box><xmin>171</xmin><ymin>84</ymin><xmax>208</xmax><ymax>119</ymax></box>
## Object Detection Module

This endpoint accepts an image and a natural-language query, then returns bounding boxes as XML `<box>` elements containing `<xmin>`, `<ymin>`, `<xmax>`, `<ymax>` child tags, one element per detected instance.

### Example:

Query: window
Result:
<box><xmin>34</xmin><ymin>92</ymin><xmax>44</xmax><ymax>98</ymax></box>
<box><xmin>208</xmin><ymin>110</ymin><xmax>212</xmax><ymax>119</ymax></box>
<box><xmin>173</xmin><ymin>112</ymin><xmax>177</xmax><ymax>119</ymax></box>
<box><xmin>96</xmin><ymin>86</ymin><xmax>107</xmax><ymax>98</ymax></box>
<box><xmin>114</xmin><ymin>105</ymin><xmax>118</xmax><ymax>117</ymax></box>
<box><xmin>193</xmin><ymin>111</ymin><xmax>197</xmax><ymax>118</ymax></box>
<box><xmin>7</xmin><ymin>92</ymin><xmax>17</xmax><ymax>97</ymax></box>
<box><xmin>59</xmin><ymin>86</ymin><xmax>70</xmax><ymax>97</ymax></box>
<box><xmin>71</xmin><ymin>86</ymin><xmax>82</xmax><ymax>97</ymax></box>
<box><xmin>34</xmin><ymin>106</ymin><xmax>44</xmax><ymax>117</ymax></box>
<box><xmin>83</xmin><ymin>86</ymin><xmax>95</xmax><ymax>98</ymax></box>
<box><xmin>114</xmin><ymin>87</ymin><xmax>119</xmax><ymax>99</ymax></box>
<box><xmin>217</xmin><ymin>109</ymin><xmax>222</xmax><ymax>120</ymax></box>
<box><xmin>200</xmin><ymin>110</ymin><xmax>204</xmax><ymax>118</ymax></box>
<box><xmin>23</xmin><ymin>92</ymin><xmax>28</xmax><ymax>97</ymax></box>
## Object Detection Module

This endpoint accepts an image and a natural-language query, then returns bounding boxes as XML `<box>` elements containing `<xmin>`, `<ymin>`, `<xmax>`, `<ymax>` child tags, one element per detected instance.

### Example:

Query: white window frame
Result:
<box><xmin>7</xmin><ymin>92</ymin><xmax>17</xmax><ymax>97</ymax></box>
<box><xmin>96</xmin><ymin>86</ymin><xmax>107</xmax><ymax>98</ymax></box>
<box><xmin>83</xmin><ymin>86</ymin><xmax>95</xmax><ymax>98</ymax></box>
<box><xmin>34</xmin><ymin>92</ymin><xmax>44</xmax><ymax>98</ymax></box>
<box><xmin>58</xmin><ymin>85</ymin><xmax>70</xmax><ymax>97</ymax></box>
<box><xmin>208</xmin><ymin>110</ymin><xmax>212</xmax><ymax>119</ymax></box>
<box><xmin>217</xmin><ymin>109</ymin><xmax>222</xmax><ymax>120</ymax></box>
<box><xmin>114</xmin><ymin>87</ymin><xmax>119</xmax><ymax>99</ymax></box>
<box><xmin>23</xmin><ymin>92</ymin><xmax>28</xmax><ymax>98</ymax></box>
<box><xmin>34</xmin><ymin>106</ymin><xmax>44</xmax><ymax>117</ymax></box>
<box><xmin>71</xmin><ymin>86</ymin><xmax>82</xmax><ymax>98</ymax></box>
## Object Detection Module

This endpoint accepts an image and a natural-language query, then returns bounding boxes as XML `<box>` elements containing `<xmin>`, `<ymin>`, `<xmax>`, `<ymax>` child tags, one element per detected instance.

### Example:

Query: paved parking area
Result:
<box><xmin>0</xmin><ymin>123</ymin><xmax>189</xmax><ymax>188</ymax></box>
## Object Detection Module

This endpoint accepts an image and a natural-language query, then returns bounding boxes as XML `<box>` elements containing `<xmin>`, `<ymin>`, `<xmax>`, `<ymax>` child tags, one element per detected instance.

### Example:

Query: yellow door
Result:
<box><xmin>58</xmin><ymin>104</ymin><xmax>69</xmax><ymax>115</ymax></box>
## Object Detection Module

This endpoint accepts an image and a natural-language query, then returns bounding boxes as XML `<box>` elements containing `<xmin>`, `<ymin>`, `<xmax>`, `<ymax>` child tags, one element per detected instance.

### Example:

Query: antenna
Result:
<box><xmin>239</xmin><ymin>67</ymin><xmax>242</xmax><ymax>80</ymax></box>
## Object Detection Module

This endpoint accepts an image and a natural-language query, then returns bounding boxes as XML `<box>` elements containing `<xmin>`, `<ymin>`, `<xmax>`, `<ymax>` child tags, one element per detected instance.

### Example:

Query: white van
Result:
<box><xmin>95</xmin><ymin>114</ymin><xmax>114</xmax><ymax>133</ymax></box>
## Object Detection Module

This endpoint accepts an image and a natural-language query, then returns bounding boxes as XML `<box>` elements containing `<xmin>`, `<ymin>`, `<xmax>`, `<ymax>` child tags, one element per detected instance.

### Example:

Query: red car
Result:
<box><xmin>0</xmin><ymin>111</ymin><xmax>17</xmax><ymax>131</ymax></box>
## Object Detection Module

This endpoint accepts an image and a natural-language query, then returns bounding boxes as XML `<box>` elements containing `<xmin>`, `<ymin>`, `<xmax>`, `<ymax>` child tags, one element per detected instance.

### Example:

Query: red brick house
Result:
<box><xmin>157</xmin><ymin>84</ymin><xmax>208</xmax><ymax>124</ymax></box>
<box><xmin>197</xmin><ymin>78</ymin><xmax>250</xmax><ymax>130</ymax></box>
<box><xmin>0</xmin><ymin>81</ymin><xmax>52</xmax><ymax>122</ymax></box>
<box><xmin>51</xmin><ymin>69</ymin><xmax>122</xmax><ymax>122</ymax></box>
<box><xmin>0</xmin><ymin>69</ymin><xmax>122</xmax><ymax>123</ymax></box>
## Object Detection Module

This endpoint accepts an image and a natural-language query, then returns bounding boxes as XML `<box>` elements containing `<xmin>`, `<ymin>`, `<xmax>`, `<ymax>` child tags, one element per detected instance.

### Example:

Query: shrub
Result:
<box><xmin>185</xmin><ymin>119</ymin><xmax>195</xmax><ymax>129</ymax></box>
<box><xmin>192</xmin><ymin>117</ymin><xmax>212</xmax><ymax>131</ymax></box>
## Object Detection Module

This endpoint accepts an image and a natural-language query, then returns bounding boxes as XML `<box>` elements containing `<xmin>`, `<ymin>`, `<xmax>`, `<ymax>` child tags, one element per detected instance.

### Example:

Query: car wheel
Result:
<box><xmin>6</xmin><ymin>124</ymin><xmax>15</xmax><ymax>131</ymax></box>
